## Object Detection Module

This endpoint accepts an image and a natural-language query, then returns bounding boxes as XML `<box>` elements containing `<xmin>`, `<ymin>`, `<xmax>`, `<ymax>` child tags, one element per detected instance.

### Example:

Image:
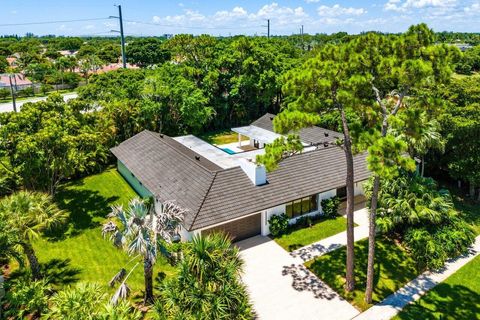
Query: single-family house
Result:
<box><xmin>111</xmin><ymin>113</ymin><xmax>370</xmax><ymax>242</ymax></box>
<box><xmin>0</xmin><ymin>74</ymin><xmax>33</xmax><ymax>90</ymax></box>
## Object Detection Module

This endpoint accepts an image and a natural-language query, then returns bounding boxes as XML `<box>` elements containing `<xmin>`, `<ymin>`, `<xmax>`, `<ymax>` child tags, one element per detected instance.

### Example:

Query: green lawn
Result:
<box><xmin>273</xmin><ymin>216</ymin><xmax>350</xmax><ymax>252</ymax></box>
<box><xmin>198</xmin><ymin>130</ymin><xmax>248</xmax><ymax>145</ymax></box>
<box><xmin>305</xmin><ymin>237</ymin><xmax>420</xmax><ymax>311</ymax></box>
<box><xmin>394</xmin><ymin>255</ymin><xmax>480</xmax><ymax>320</ymax></box>
<box><xmin>31</xmin><ymin>168</ymin><xmax>176</xmax><ymax>295</ymax></box>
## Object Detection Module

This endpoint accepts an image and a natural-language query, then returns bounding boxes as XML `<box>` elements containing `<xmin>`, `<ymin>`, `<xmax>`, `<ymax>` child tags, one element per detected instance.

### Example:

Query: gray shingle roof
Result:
<box><xmin>251</xmin><ymin>113</ymin><xmax>343</xmax><ymax>145</ymax></box>
<box><xmin>110</xmin><ymin>130</ymin><xmax>221</xmax><ymax>228</ymax></box>
<box><xmin>194</xmin><ymin>146</ymin><xmax>369</xmax><ymax>230</ymax></box>
<box><xmin>111</xmin><ymin>128</ymin><xmax>370</xmax><ymax>231</ymax></box>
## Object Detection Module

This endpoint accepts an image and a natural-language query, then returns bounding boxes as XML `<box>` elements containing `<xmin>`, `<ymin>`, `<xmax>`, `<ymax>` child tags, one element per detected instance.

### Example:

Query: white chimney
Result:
<box><xmin>239</xmin><ymin>158</ymin><xmax>267</xmax><ymax>186</ymax></box>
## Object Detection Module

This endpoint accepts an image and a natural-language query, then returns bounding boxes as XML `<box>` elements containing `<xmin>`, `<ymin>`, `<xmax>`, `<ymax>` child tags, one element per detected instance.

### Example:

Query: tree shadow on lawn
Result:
<box><xmin>46</xmin><ymin>182</ymin><xmax>119</xmax><ymax>240</ymax></box>
<box><xmin>305</xmin><ymin>238</ymin><xmax>419</xmax><ymax>310</ymax></box>
<box><xmin>10</xmin><ymin>258</ymin><xmax>81</xmax><ymax>288</ymax></box>
<box><xmin>282</xmin><ymin>263</ymin><xmax>338</xmax><ymax>300</ymax></box>
<box><xmin>395</xmin><ymin>284</ymin><xmax>480</xmax><ymax>320</ymax></box>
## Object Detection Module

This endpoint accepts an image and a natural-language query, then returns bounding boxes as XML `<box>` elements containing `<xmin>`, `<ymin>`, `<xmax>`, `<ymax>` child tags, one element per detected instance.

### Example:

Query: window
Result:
<box><xmin>285</xmin><ymin>194</ymin><xmax>318</xmax><ymax>218</ymax></box>
<box><xmin>337</xmin><ymin>186</ymin><xmax>347</xmax><ymax>200</ymax></box>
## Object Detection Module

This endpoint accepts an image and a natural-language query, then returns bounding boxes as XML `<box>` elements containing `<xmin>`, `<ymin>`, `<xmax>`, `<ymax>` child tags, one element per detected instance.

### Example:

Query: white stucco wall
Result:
<box><xmin>262</xmin><ymin>204</ymin><xmax>286</xmax><ymax>236</ymax></box>
<box><xmin>354</xmin><ymin>180</ymin><xmax>366</xmax><ymax>196</ymax></box>
<box><xmin>179</xmin><ymin>225</ymin><xmax>200</xmax><ymax>241</ymax></box>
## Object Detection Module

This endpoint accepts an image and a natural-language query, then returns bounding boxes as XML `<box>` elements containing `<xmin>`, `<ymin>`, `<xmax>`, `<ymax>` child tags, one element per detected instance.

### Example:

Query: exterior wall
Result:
<box><xmin>318</xmin><ymin>189</ymin><xmax>337</xmax><ymax>213</ymax></box>
<box><xmin>354</xmin><ymin>180</ymin><xmax>366</xmax><ymax>196</ymax></box>
<box><xmin>262</xmin><ymin>204</ymin><xmax>286</xmax><ymax>236</ymax></box>
<box><xmin>117</xmin><ymin>160</ymin><xmax>152</xmax><ymax>198</ymax></box>
<box><xmin>262</xmin><ymin>189</ymin><xmax>339</xmax><ymax>236</ymax></box>
<box><xmin>180</xmin><ymin>226</ymin><xmax>200</xmax><ymax>241</ymax></box>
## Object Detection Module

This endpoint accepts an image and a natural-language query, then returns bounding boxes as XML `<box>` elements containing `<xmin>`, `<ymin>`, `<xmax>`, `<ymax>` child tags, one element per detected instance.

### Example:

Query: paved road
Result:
<box><xmin>0</xmin><ymin>92</ymin><xmax>78</xmax><ymax>113</ymax></box>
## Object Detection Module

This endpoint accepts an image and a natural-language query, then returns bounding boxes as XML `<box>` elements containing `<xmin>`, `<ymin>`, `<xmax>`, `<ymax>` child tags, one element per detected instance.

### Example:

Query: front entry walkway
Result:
<box><xmin>237</xmin><ymin>209</ymin><xmax>369</xmax><ymax>320</ymax></box>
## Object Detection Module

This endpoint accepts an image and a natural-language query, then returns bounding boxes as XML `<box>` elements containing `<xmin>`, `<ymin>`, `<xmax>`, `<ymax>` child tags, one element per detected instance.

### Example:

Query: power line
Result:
<box><xmin>0</xmin><ymin>17</ymin><xmax>110</xmax><ymax>27</ymax></box>
<box><xmin>123</xmin><ymin>19</ymin><xmax>262</xmax><ymax>30</ymax></box>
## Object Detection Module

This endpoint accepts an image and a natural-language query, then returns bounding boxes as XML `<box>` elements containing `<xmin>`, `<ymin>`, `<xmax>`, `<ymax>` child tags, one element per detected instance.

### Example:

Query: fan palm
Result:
<box><xmin>156</xmin><ymin>233</ymin><xmax>253</xmax><ymax>320</ymax></box>
<box><xmin>372</xmin><ymin>174</ymin><xmax>456</xmax><ymax>233</ymax></box>
<box><xmin>0</xmin><ymin>191</ymin><xmax>67</xmax><ymax>280</ymax></box>
<box><xmin>103</xmin><ymin>198</ymin><xmax>186</xmax><ymax>304</ymax></box>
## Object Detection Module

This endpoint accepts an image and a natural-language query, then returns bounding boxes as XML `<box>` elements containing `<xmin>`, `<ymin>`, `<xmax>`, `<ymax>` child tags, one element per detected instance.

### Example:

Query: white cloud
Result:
<box><xmin>317</xmin><ymin>4</ymin><xmax>367</xmax><ymax>17</ymax></box>
<box><xmin>384</xmin><ymin>0</ymin><xmax>457</xmax><ymax>12</ymax></box>
<box><xmin>83</xmin><ymin>24</ymin><xmax>95</xmax><ymax>30</ymax></box>
<box><xmin>464</xmin><ymin>3</ymin><xmax>480</xmax><ymax>14</ymax></box>
<box><xmin>304</xmin><ymin>0</ymin><xmax>321</xmax><ymax>3</ymax></box>
<box><xmin>151</xmin><ymin>3</ymin><xmax>309</xmax><ymax>29</ymax></box>
<box><xmin>213</xmin><ymin>6</ymin><xmax>248</xmax><ymax>22</ymax></box>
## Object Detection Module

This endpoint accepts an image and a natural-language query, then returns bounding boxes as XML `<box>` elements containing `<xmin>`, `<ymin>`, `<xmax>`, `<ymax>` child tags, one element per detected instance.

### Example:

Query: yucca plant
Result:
<box><xmin>103</xmin><ymin>197</ymin><xmax>186</xmax><ymax>304</ymax></box>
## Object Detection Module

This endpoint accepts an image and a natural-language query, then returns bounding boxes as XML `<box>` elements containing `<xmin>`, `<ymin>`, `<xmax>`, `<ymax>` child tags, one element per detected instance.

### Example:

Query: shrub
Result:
<box><xmin>296</xmin><ymin>215</ymin><xmax>313</xmax><ymax>228</ymax></box>
<box><xmin>268</xmin><ymin>214</ymin><xmax>289</xmax><ymax>237</ymax></box>
<box><xmin>321</xmin><ymin>196</ymin><xmax>340</xmax><ymax>218</ymax></box>
<box><xmin>0</xmin><ymin>88</ymin><xmax>9</xmax><ymax>100</ymax></box>
<box><xmin>3</xmin><ymin>277</ymin><xmax>51</xmax><ymax>319</ymax></box>
<box><xmin>404</xmin><ymin>218</ymin><xmax>475</xmax><ymax>270</ymax></box>
<box><xmin>40</xmin><ymin>84</ymin><xmax>54</xmax><ymax>95</ymax></box>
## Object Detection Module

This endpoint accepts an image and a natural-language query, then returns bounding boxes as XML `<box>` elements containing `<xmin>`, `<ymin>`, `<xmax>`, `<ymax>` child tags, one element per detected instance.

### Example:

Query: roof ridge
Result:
<box><xmin>145</xmin><ymin>130</ymin><xmax>222</xmax><ymax>174</ymax></box>
<box><xmin>188</xmin><ymin>170</ymin><xmax>218</xmax><ymax>231</ymax></box>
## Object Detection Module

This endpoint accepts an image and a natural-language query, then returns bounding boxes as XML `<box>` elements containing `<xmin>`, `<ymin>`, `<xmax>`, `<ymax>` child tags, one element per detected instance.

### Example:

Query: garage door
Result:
<box><xmin>202</xmin><ymin>213</ymin><xmax>261</xmax><ymax>242</ymax></box>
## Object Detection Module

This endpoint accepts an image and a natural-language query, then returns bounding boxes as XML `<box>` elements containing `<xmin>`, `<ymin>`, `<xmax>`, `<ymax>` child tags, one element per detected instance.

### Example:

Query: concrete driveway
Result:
<box><xmin>237</xmin><ymin>236</ymin><xmax>360</xmax><ymax>320</ymax></box>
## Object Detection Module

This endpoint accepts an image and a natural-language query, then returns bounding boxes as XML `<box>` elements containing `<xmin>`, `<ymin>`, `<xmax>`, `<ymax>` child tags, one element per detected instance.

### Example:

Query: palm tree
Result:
<box><xmin>0</xmin><ymin>218</ymin><xmax>24</xmax><ymax>267</ymax></box>
<box><xmin>102</xmin><ymin>198</ymin><xmax>186</xmax><ymax>304</ymax></box>
<box><xmin>370</xmin><ymin>174</ymin><xmax>456</xmax><ymax>234</ymax></box>
<box><xmin>44</xmin><ymin>283</ymin><xmax>142</xmax><ymax>320</ymax></box>
<box><xmin>156</xmin><ymin>233</ymin><xmax>253</xmax><ymax>320</ymax></box>
<box><xmin>0</xmin><ymin>191</ymin><xmax>67</xmax><ymax>280</ymax></box>
<box><xmin>392</xmin><ymin>109</ymin><xmax>445</xmax><ymax>177</ymax></box>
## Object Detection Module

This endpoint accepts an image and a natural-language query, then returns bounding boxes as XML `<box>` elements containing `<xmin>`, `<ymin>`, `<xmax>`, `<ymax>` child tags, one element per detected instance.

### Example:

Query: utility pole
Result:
<box><xmin>301</xmin><ymin>25</ymin><xmax>304</xmax><ymax>51</ymax></box>
<box><xmin>111</xmin><ymin>5</ymin><xmax>127</xmax><ymax>68</ymax></box>
<box><xmin>267</xmin><ymin>19</ymin><xmax>270</xmax><ymax>39</ymax></box>
<box><xmin>8</xmin><ymin>75</ymin><xmax>17</xmax><ymax>112</ymax></box>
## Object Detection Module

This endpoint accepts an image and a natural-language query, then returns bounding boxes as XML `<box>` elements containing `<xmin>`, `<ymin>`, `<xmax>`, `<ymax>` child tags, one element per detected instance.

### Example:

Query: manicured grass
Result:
<box><xmin>305</xmin><ymin>237</ymin><xmax>420</xmax><ymax>311</ymax></box>
<box><xmin>393</xmin><ymin>255</ymin><xmax>480</xmax><ymax>320</ymax></box>
<box><xmin>273</xmin><ymin>216</ymin><xmax>350</xmax><ymax>252</ymax></box>
<box><xmin>198</xmin><ymin>130</ymin><xmax>248</xmax><ymax>145</ymax></box>
<box><xmin>32</xmin><ymin>168</ymin><xmax>176</xmax><ymax>295</ymax></box>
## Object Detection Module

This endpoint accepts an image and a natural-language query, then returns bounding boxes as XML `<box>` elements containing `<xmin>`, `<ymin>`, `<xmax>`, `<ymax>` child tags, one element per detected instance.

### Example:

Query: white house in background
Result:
<box><xmin>111</xmin><ymin>113</ymin><xmax>370</xmax><ymax>242</ymax></box>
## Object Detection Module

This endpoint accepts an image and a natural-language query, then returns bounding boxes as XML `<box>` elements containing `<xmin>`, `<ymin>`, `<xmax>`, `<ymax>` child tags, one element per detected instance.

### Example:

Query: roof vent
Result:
<box><xmin>195</xmin><ymin>156</ymin><xmax>200</xmax><ymax>161</ymax></box>
<box><xmin>269</xmin><ymin>117</ymin><xmax>274</xmax><ymax>121</ymax></box>
<box><xmin>159</xmin><ymin>134</ymin><xmax>164</xmax><ymax>138</ymax></box>
<box><xmin>324</xmin><ymin>132</ymin><xmax>329</xmax><ymax>137</ymax></box>
<box><xmin>323</xmin><ymin>142</ymin><xmax>329</xmax><ymax>148</ymax></box>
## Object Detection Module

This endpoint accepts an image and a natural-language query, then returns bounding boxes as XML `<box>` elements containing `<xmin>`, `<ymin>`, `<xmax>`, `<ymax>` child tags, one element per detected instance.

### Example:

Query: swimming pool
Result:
<box><xmin>222</xmin><ymin>148</ymin><xmax>236</xmax><ymax>155</ymax></box>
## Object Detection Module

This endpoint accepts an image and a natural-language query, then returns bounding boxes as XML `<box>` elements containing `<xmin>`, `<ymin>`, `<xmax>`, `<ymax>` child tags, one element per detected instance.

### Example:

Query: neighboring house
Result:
<box><xmin>111</xmin><ymin>113</ymin><xmax>370</xmax><ymax>242</ymax></box>
<box><xmin>6</xmin><ymin>57</ymin><xmax>17</xmax><ymax>68</ymax></box>
<box><xmin>0</xmin><ymin>74</ymin><xmax>32</xmax><ymax>90</ymax></box>
<box><xmin>452</xmin><ymin>43</ymin><xmax>473</xmax><ymax>52</ymax></box>
<box><xmin>58</xmin><ymin>50</ymin><xmax>78</xmax><ymax>57</ymax></box>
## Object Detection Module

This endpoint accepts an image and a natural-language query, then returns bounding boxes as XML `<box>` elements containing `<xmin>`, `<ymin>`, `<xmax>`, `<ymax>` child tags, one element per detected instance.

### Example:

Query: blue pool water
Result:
<box><xmin>222</xmin><ymin>148</ymin><xmax>236</xmax><ymax>155</ymax></box>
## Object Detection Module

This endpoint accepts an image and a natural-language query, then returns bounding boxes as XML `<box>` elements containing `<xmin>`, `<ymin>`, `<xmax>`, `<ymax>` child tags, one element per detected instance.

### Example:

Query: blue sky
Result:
<box><xmin>1</xmin><ymin>0</ymin><xmax>479</xmax><ymax>36</ymax></box>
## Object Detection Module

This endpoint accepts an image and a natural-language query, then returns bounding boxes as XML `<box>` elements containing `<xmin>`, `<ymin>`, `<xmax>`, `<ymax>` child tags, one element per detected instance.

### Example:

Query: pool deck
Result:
<box><xmin>173</xmin><ymin>135</ymin><xmax>264</xmax><ymax>169</ymax></box>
